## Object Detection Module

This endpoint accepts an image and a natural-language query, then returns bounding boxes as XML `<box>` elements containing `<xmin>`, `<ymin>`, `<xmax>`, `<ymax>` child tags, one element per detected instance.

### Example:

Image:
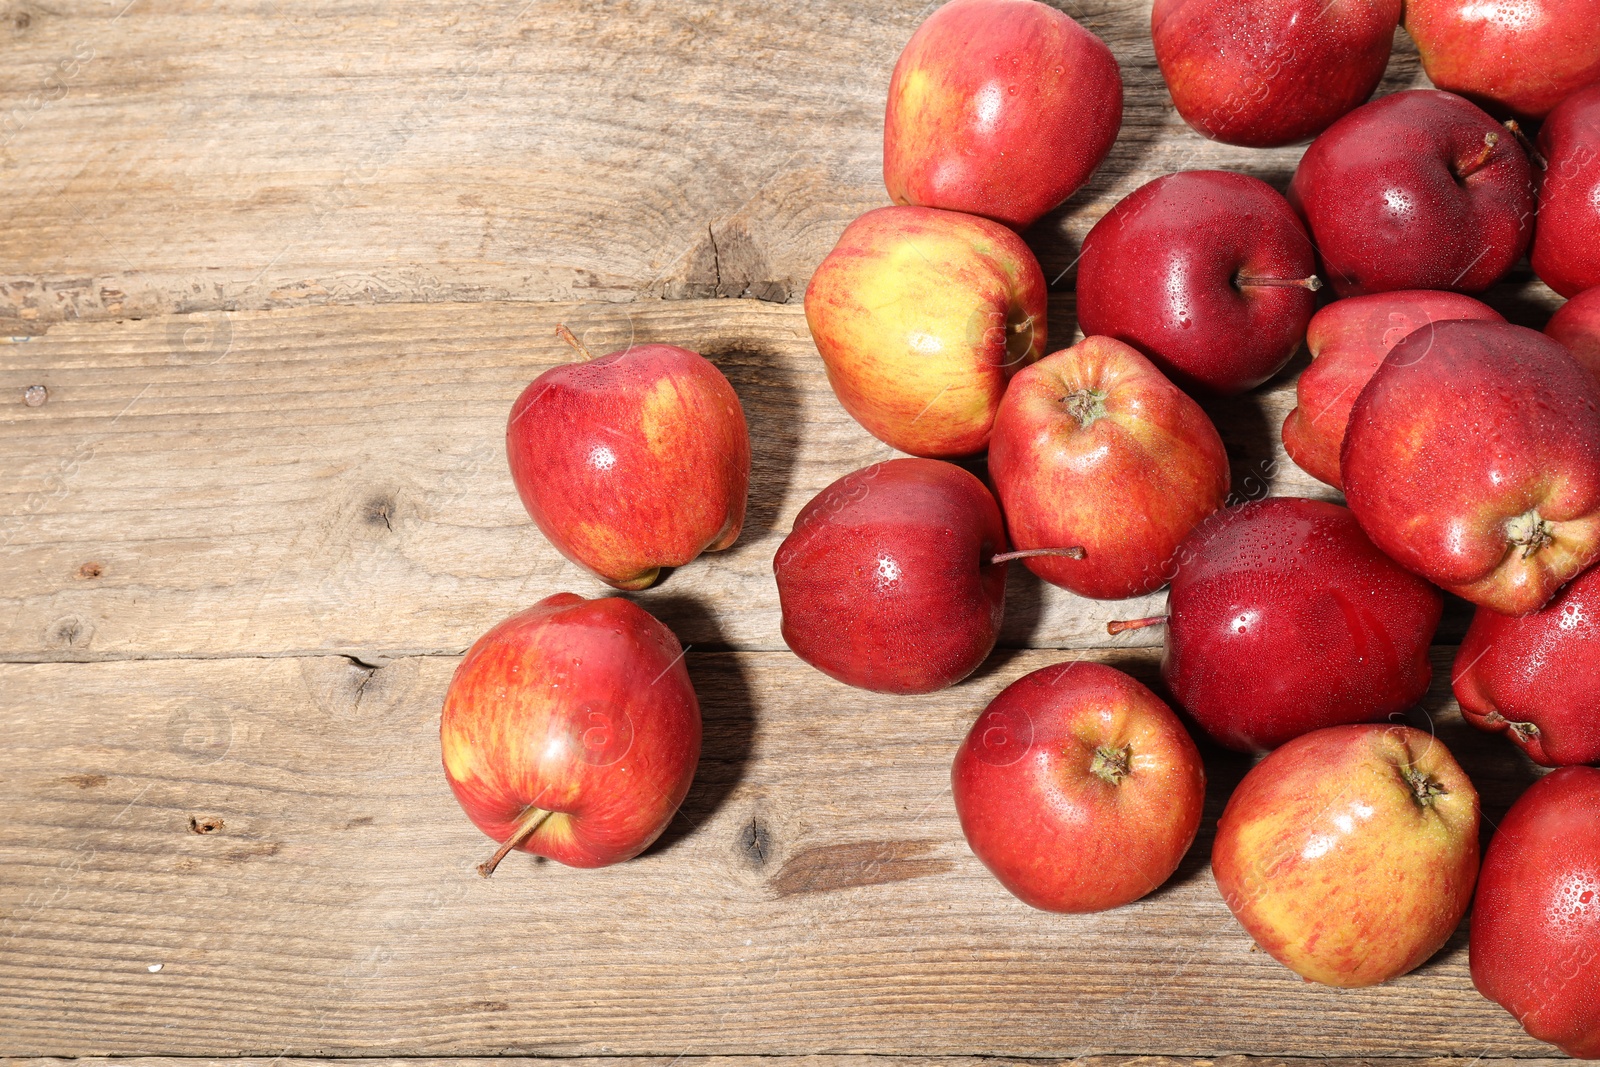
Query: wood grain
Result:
<box><xmin>0</xmin><ymin>648</ymin><xmax>1549</xmax><ymax>1056</ymax></box>
<box><xmin>2</xmin><ymin>1060</ymin><xmax>1580</xmax><ymax>1067</ymax></box>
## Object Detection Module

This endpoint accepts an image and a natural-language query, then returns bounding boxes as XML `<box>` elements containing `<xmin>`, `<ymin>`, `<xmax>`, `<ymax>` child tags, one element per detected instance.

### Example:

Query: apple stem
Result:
<box><xmin>1503</xmin><ymin>119</ymin><xmax>1548</xmax><ymax>171</ymax></box>
<box><xmin>991</xmin><ymin>547</ymin><xmax>1086</xmax><ymax>564</ymax></box>
<box><xmin>1237</xmin><ymin>274</ymin><xmax>1323</xmax><ymax>292</ymax></box>
<box><xmin>1106</xmin><ymin>615</ymin><xmax>1168</xmax><ymax>637</ymax></box>
<box><xmin>477</xmin><ymin>806</ymin><xmax>553</xmax><ymax>878</ymax></box>
<box><xmin>1457</xmin><ymin>131</ymin><xmax>1501</xmax><ymax>179</ymax></box>
<box><xmin>554</xmin><ymin>324</ymin><xmax>593</xmax><ymax>362</ymax></box>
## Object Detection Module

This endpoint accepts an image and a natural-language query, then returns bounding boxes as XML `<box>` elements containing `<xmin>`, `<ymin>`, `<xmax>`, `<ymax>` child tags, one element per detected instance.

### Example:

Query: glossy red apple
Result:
<box><xmin>1282</xmin><ymin>291</ymin><xmax>1503</xmax><ymax>489</ymax></box>
<box><xmin>1289</xmin><ymin>90</ymin><xmax>1536</xmax><ymax>297</ymax></box>
<box><xmin>1406</xmin><ymin>0</ymin><xmax>1600</xmax><ymax>121</ymax></box>
<box><xmin>506</xmin><ymin>328</ymin><xmax>749</xmax><ymax>591</ymax></box>
<box><xmin>1113</xmin><ymin>498</ymin><xmax>1442</xmax><ymax>753</ymax></box>
<box><xmin>1455</xmin><ymin>563</ymin><xmax>1600</xmax><ymax>766</ymax></box>
<box><xmin>1547</xmin><ymin>286</ymin><xmax>1600</xmax><ymax>377</ymax></box>
<box><xmin>773</xmin><ymin>458</ymin><xmax>1010</xmax><ymax>694</ymax></box>
<box><xmin>1533</xmin><ymin>84</ymin><xmax>1600</xmax><ymax>298</ymax></box>
<box><xmin>1214</xmin><ymin>724</ymin><xmax>1480</xmax><ymax>987</ymax></box>
<box><xmin>952</xmin><ymin>661</ymin><xmax>1206</xmax><ymax>913</ymax></box>
<box><xmin>805</xmin><ymin>206</ymin><xmax>1047</xmax><ymax>458</ymax></box>
<box><xmin>883</xmin><ymin>0</ymin><xmax>1123</xmax><ymax>229</ymax></box>
<box><xmin>1076</xmin><ymin>170</ymin><xmax>1320</xmax><ymax>394</ymax></box>
<box><xmin>1471</xmin><ymin>767</ymin><xmax>1600</xmax><ymax>1059</ymax></box>
<box><xmin>988</xmin><ymin>336</ymin><xmax>1230</xmax><ymax>599</ymax></box>
<box><xmin>1152</xmin><ymin>0</ymin><xmax>1401</xmax><ymax>148</ymax></box>
<box><xmin>440</xmin><ymin>593</ymin><xmax>701</xmax><ymax>873</ymax></box>
<box><xmin>1343</xmin><ymin>320</ymin><xmax>1600</xmax><ymax>616</ymax></box>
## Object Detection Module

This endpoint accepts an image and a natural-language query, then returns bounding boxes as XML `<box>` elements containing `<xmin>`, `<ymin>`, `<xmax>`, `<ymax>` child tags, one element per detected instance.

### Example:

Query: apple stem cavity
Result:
<box><xmin>477</xmin><ymin>805</ymin><xmax>554</xmax><ymax>878</ymax></box>
<box><xmin>1062</xmin><ymin>388</ymin><xmax>1109</xmax><ymax>429</ymax></box>
<box><xmin>554</xmin><ymin>324</ymin><xmax>594</xmax><ymax>362</ymax></box>
<box><xmin>1401</xmin><ymin>766</ymin><xmax>1448</xmax><ymax>809</ymax></box>
<box><xmin>1507</xmin><ymin>509</ymin><xmax>1555</xmax><ymax>559</ymax></box>
<box><xmin>1503</xmin><ymin>119</ymin><xmax>1548</xmax><ymax>171</ymax></box>
<box><xmin>1090</xmin><ymin>743</ymin><xmax>1133</xmax><ymax>785</ymax></box>
<box><xmin>991</xmin><ymin>546</ymin><xmax>1086</xmax><ymax>564</ymax></box>
<box><xmin>1457</xmin><ymin>132</ymin><xmax>1501</xmax><ymax>180</ymax></box>
<box><xmin>1509</xmin><ymin>720</ymin><xmax>1542</xmax><ymax>742</ymax></box>
<box><xmin>1107</xmin><ymin>615</ymin><xmax>1168</xmax><ymax>636</ymax></box>
<box><xmin>1236</xmin><ymin>274</ymin><xmax>1323</xmax><ymax>292</ymax></box>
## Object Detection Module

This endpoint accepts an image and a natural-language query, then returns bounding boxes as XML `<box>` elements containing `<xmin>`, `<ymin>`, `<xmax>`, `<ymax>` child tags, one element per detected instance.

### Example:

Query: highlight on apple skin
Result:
<box><xmin>884</xmin><ymin>0</ymin><xmax>1123</xmax><ymax>229</ymax></box>
<box><xmin>1213</xmin><ymin>723</ymin><xmax>1480</xmax><ymax>988</ymax></box>
<box><xmin>952</xmin><ymin>661</ymin><xmax>1206</xmax><ymax>913</ymax></box>
<box><xmin>1152</xmin><ymin>0</ymin><xmax>1401</xmax><ymax>148</ymax></box>
<box><xmin>440</xmin><ymin>593</ymin><xmax>702</xmax><ymax>873</ymax></box>
<box><xmin>506</xmin><ymin>330</ymin><xmax>750</xmax><ymax>591</ymax></box>
<box><xmin>1532</xmin><ymin>84</ymin><xmax>1600</xmax><ymax>299</ymax></box>
<box><xmin>804</xmin><ymin>205</ymin><xmax>1047</xmax><ymax>458</ymax></box>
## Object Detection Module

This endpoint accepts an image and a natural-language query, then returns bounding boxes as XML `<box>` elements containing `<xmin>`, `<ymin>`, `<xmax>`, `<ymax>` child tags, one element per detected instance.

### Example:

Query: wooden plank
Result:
<box><xmin>0</xmin><ymin>0</ymin><xmax>1470</xmax><ymax>331</ymax></box>
<box><xmin>0</xmin><ymin>648</ymin><xmax>1548</xmax><ymax>1056</ymax></box>
<box><xmin>2</xmin><ymin>1059</ymin><xmax>1578</xmax><ymax>1067</ymax></box>
<box><xmin>0</xmin><ymin>298</ymin><xmax>1354</xmax><ymax>662</ymax></box>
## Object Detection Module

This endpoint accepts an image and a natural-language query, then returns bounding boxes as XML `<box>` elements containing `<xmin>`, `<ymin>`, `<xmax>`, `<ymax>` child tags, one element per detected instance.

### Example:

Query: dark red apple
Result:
<box><xmin>506</xmin><ymin>328</ymin><xmax>750</xmax><ymax>590</ymax></box>
<box><xmin>1406</xmin><ymin>0</ymin><xmax>1600</xmax><ymax>121</ymax></box>
<box><xmin>1343</xmin><ymin>320</ymin><xmax>1600</xmax><ymax>616</ymax></box>
<box><xmin>1152</xmin><ymin>0</ymin><xmax>1402</xmax><ymax>148</ymax></box>
<box><xmin>1533</xmin><ymin>84</ymin><xmax>1600</xmax><ymax>299</ymax></box>
<box><xmin>1076</xmin><ymin>170</ymin><xmax>1320</xmax><ymax>394</ymax></box>
<box><xmin>1289</xmin><ymin>90</ymin><xmax>1536</xmax><ymax>297</ymax></box>
<box><xmin>440</xmin><ymin>593</ymin><xmax>701</xmax><ymax>873</ymax></box>
<box><xmin>1471</xmin><ymin>767</ymin><xmax>1600</xmax><ymax>1058</ymax></box>
<box><xmin>1282</xmin><ymin>290</ymin><xmax>1503</xmax><ymax>490</ymax></box>
<box><xmin>773</xmin><ymin>458</ymin><xmax>1010</xmax><ymax>694</ymax></box>
<box><xmin>1455</xmin><ymin>563</ymin><xmax>1600</xmax><ymax>766</ymax></box>
<box><xmin>1215</xmin><ymin>724</ymin><xmax>1480</xmax><ymax>987</ymax></box>
<box><xmin>883</xmin><ymin>0</ymin><xmax>1123</xmax><ymax>229</ymax></box>
<box><xmin>1547</xmin><ymin>286</ymin><xmax>1600</xmax><ymax>377</ymax></box>
<box><xmin>1114</xmin><ymin>498</ymin><xmax>1442</xmax><ymax>753</ymax></box>
<box><xmin>952</xmin><ymin>661</ymin><xmax>1206</xmax><ymax>913</ymax></box>
<box><xmin>989</xmin><ymin>335</ymin><xmax>1230</xmax><ymax>599</ymax></box>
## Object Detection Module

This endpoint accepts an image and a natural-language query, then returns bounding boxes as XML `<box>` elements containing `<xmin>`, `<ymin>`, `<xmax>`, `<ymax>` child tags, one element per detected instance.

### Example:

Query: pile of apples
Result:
<box><xmin>438</xmin><ymin>0</ymin><xmax>1600</xmax><ymax>1057</ymax></box>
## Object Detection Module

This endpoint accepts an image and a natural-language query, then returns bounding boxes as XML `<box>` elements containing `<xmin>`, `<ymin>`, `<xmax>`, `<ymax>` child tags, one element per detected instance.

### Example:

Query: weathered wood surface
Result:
<box><xmin>2</xmin><ymin>1060</ymin><xmax>1581</xmax><ymax>1067</ymax></box>
<box><xmin>0</xmin><ymin>649</ymin><xmax>1548</xmax><ymax>1056</ymax></box>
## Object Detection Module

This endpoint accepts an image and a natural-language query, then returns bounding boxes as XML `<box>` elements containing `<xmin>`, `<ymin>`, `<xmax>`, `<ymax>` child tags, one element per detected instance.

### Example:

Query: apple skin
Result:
<box><xmin>805</xmin><ymin>206</ymin><xmax>1047</xmax><ymax>458</ymax></box>
<box><xmin>506</xmin><ymin>342</ymin><xmax>749</xmax><ymax>591</ymax></box>
<box><xmin>1157</xmin><ymin>498</ymin><xmax>1442</xmax><ymax>753</ymax></box>
<box><xmin>1471</xmin><ymin>767</ymin><xmax>1600</xmax><ymax>1059</ymax></box>
<box><xmin>1547</xmin><ymin>287</ymin><xmax>1600</xmax><ymax>378</ymax></box>
<box><xmin>1533</xmin><ymin>85</ymin><xmax>1600</xmax><ymax>299</ymax></box>
<box><xmin>1213</xmin><ymin>723</ymin><xmax>1481</xmax><ymax>988</ymax></box>
<box><xmin>1076</xmin><ymin>170</ymin><xmax>1319</xmax><ymax>394</ymax></box>
<box><xmin>1152</xmin><ymin>0</ymin><xmax>1402</xmax><ymax>148</ymax></box>
<box><xmin>1282</xmin><ymin>291</ymin><xmax>1503</xmax><ymax>490</ymax></box>
<box><xmin>773</xmin><ymin>458</ymin><xmax>1007</xmax><ymax>694</ymax></box>
<box><xmin>883</xmin><ymin>0</ymin><xmax>1123</xmax><ymax>230</ymax></box>
<box><xmin>952</xmin><ymin>661</ymin><xmax>1206</xmax><ymax>913</ymax></box>
<box><xmin>440</xmin><ymin>593</ymin><xmax>702</xmax><ymax>870</ymax></box>
<box><xmin>1454</xmin><ymin>563</ymin><xmax>1600</xmax><ymax>767</ymax></box>
<box><xmin>1405</xmin><ymin>0</ymin><xmax>1600</xmax><ymax>121</ymax></box>
<box><xmin>1288</xmin><ymin>90</ymin><xmax>1536</xmax><ymax>297</ymax></box>
<box><xmin>1342</xmin><ymin>320</ymin><xmax>1600</xmax><ymax>616</ymax></box>
<box><xmin>988</xmin><ymin>336</ymin><xmax>1230</xmax><ymax>599</ymax></box>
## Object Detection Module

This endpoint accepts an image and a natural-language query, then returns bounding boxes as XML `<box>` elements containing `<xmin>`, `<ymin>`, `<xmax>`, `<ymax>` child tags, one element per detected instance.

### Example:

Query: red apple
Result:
<box><xmin>1471</xmin><ymin>767</ymin><xmax>1600</xmax><ymax>1059</ymax></box>
<box><xmin>1214</xmin><ymin>724</ymin><xmax>1481</xmax><ymax>987</ymax></box>
<box><xmin>1288</xmin><ymin>90</ymin><xmax>1536</xmax><ymax>297</ymax></box>
<box><xmin>440</xmin><ymin>593</ymin><xmax>701</xmax><ymax>873</ymax></box>
<box><xmin>1076</xmin><ymin>170</ymin><xmax>1320</xmax><ymax>394</ymax></box>
<box><xmin>1455</xmin><ymin>563</ymin><xmax>1600</xmax><ymax>767</ymax></box>
<box><xmin>1547</xmin><ymin>286</ymin><xmax>1600</xmax><ymax>377</ymax></box>
<box><xmin>773</xmin><ymin>458</ymin><xmax>1008</xmax><ymax>694</ymax></box>
<box><xmin>1282</xmin><ymin>291</ymin><xmax>1504</xmax><ymax>490</ymax></box>
<box><xmin>1533</xmin><ymin>84</ymin><xmax>1600</xmax><ymax>299</ymax></box>
<box><xmin>952</xmin><ymin>661</ymin><xmax>1206</xmax><ymax>913</ymax></box>
<box><xmin>988</xmin><ymin>335</ymin><xmax>1230</xmax><ymax>599</ymax></box>
<box><xmin>1152</xmin><ymin>0</ymin><xmax>1402</xmax><ymax>148</ymax></box>
<box><xmin>505</xmin><ymin>329</ymin><xmax>749</xmax><ymax>591</ymax></box>
<box><xmin>1117</xmin><ymin>498</ymin><xmax>1442</xmax><ymax>753</ymax></box>
<box><xmin>1342</xmin><ymin>320</ymin><xmax>1600</xmax><ymax>616</ymax></box>
<box><xmin>883</xmin><ymin>0</ymin><xmax>1123</xmax><ymax>229</ymax></box>
<box><xmin>805</xmin><ymin>206</ymin><xmax>1047</xmax><ymax>458</ymax></box>
<box><xmin>1405</xmin><ymin>0</ymin><xmax>1600</xmax><ymax>121</ymax></box>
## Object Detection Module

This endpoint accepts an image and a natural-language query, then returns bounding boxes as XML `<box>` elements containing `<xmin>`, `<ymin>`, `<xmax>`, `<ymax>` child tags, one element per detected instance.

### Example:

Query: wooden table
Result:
<box><xmin>0</xmin><ymin>1</ymin><xmax>1570</xmax><ymax>1063</ymax></box>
